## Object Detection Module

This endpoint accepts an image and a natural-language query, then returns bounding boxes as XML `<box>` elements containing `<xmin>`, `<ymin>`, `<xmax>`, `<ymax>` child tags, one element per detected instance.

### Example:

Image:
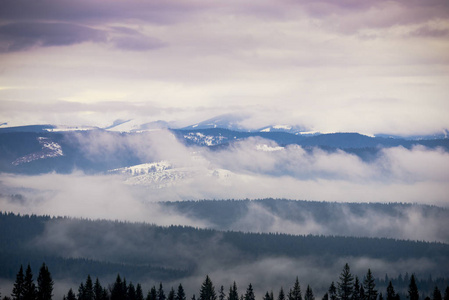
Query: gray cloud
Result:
<box><xmin>0</xmin><ymin>21</ymin><xmax>167</xmax><ymax>52</ymax></box>
<box><xmin>408</xmin><ymin>25</ymin><xmax>449</xmax><ymax>38</ymax></box>
<box><xmin>1</xmin><ymin>0</ymin><xmax>448</xmax><ymax>135</ymax></box>
<box><xmin>111</xmin><ymin>35</ymin><xmax>166</xmax><ymax>52</ymax></box>
<box><xmin>0</xmin><ymin>22</ymin><xmax>107</xmax><ymax>52</ymax></box>
<box><xmin>1</xmin><ymin>0</ymin><xmax>447</xmax><ymax>35</ymax></box>
<box><xmin>228</xmin><ymin>201</ymin><xmax>449</xmax><ymax>243</ymax></box>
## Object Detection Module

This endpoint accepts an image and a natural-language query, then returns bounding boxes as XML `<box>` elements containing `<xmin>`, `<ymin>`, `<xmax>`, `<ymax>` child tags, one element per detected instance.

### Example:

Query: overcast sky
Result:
<box><xmin>0</xmin><ymin>0</ymin><xmax>448</xmax><ymax>135</ymax></box>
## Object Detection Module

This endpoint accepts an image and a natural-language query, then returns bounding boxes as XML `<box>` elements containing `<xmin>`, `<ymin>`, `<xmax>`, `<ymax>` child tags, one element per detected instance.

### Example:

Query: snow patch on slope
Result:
<box><xmin>45</xmin><ymin>126</ymin><xmax>96</xmax><ymax>132</ymax></box>
<box><xmin>109</xmin><ymin>161</ymin><xmax>195</xmax><ymax>188</ymax></box>
<box><xmin>109</xmin><ymin>161</ymin><xmax>173</xmax><ymax>176</ymax></box>
<box><xmin>259</xmin><ymin>125</ymin><xmax>303</xmax><ymax>134</ymax></box>
<box><xmin>12</xmin><ymin>137</ymin><xmax>64</xmax><ymax>165</ymax></box>
<box><xmin>109</xmin><ymin>161</ymin><xmax>235</xmax><ymax>188</ymax></box>
<box><xmin>184</xmin><ymin>132</ymin><xmax>229</xmax><ymax>146</ymax></box>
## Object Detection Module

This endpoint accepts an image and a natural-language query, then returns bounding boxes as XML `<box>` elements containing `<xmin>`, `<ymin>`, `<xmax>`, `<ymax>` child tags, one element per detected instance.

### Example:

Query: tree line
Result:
<box><xmin>2</xmin><ymin>263</ymin><xmax>449</xmax><ymax>300</ymax></box>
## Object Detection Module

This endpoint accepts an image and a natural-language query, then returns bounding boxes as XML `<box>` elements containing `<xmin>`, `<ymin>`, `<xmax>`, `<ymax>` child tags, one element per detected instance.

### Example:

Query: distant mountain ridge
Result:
<box><xmin>180</xmin><ymin>114</ymin><xmax>249</xmax><ymax>131</ymax></box>
<box><xmin>171</xmin><ymin>128</ymin><xmax>449</xmax><ymax>149</ymax></box>
<box><xmin>2</xmin><ymin>116</ymin><xmax>448</xmax><ymax>140</ymax></box>
<box><xmin>1</xmin><ymin>123</ymin><xmax>449</xmax><ymax>175</ymax></box>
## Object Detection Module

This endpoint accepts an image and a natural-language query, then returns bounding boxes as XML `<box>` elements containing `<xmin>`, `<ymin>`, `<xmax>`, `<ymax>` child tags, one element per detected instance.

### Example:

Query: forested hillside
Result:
<box><xmin>1</xmin><ymin>212</ymin><xmax>448</xmax><ymax>289</ymax></box>
<box><xmin>159</xmin><ymin>199</ymin><xmax>449</xmax><ymax>243</ymax></box>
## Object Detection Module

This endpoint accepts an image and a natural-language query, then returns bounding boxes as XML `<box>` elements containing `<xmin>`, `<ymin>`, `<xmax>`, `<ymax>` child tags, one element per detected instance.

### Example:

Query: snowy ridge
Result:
<box><xmin>109</xmin><ymin>161</ymin><xmax>235</xmax><ymax>188</ymax></box>
<box><xmin>104</xmin><ymin>119</ymin><xmax>171</xmax><ymax>132</ymax></box>
<box><xmin>109</xmin><ymin>161</ymin><xmax>194</xmax><ymax>188</ymax></box>
<box><xmin>109</xmin><ymin>161</ymin><xmax>173</xmax><ymax>176</ymax></box>
<box><xmin>184</xmin><ymin>132</ymin><xmax>230</xmax><ymax>146</ymax></box>
<box><xmin>258</xmin><ymin>124</ymin><xmax>307</xmax><ymax>134</ymax></box>
<box><xmin>181</xmin><ymin>114</ymin><xmax>248</xmax><ymax>131</ymax></box>
<box><xmin>12</xmin><ymin>137</ymin><xmax>63</xmax><ymax>166</ymax></box>
<box><xmin>45</xmin><ymin>126</ymin><xmax>97</xmax><ymax>132</ymax></box>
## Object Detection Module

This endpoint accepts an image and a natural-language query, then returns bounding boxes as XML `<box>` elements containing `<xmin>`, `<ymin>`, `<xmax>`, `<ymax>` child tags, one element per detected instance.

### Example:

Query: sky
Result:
<box><xmin>0</xmin><ymin>0</ymin><xmax>448</xmax><ymax>135</ymax></box>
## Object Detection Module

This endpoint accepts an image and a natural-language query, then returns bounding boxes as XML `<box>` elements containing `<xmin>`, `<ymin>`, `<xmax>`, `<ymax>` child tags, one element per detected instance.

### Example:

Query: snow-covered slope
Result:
<box><xmin>258</xmin><ymin>124</ymin><xmax>314</xmax><ymax>135</ymax></box>
<box><xmin>12</xmin><ymin>137</ymin><xmax>64</xmax><ymax>165</ymax></box>
<box><xmin>104</xmin><ymin>119</ymin><xmax>172</xmax><ymax>132</ymax></box>
<box><xmin>183</xmin><ymin>132</ymin><xmax>231</xmax><ymax>146</ymax></box>
<box><xmin>109</xmin><ymin>161</ymin><xmax>234</xmax><ymax>188</ymax></box>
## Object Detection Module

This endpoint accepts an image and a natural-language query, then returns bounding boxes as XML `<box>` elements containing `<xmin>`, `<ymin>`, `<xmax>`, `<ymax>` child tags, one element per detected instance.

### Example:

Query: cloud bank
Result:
<box><xmin>1</xmin><ymin>130</ymin><xmax>448</xmax><ymax>243</ymax></box>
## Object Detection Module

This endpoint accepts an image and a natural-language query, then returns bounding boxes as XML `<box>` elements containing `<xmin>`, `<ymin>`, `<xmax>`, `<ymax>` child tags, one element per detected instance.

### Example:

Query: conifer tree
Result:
<box><xmin>228</xmin><ymin>282</ymin><xmax>238</xmax><ymax>300</ymax></box>
<box><xmin>291</xmin><ymin>278</ymin><xmax>302</xmax><ymax>300</ymax></box>
<box><xmin>129</xmin><ymin>283</ymin><xmax>137</xmax><ymax>300</ymax></box>
<box><xmin>305</xmin><ymin>286</ymin><xmax>314</xmax><ymax>300</ymax></box>
<box><xmin>12</xmin><ymin>265</ymin><xmax>24</xmax><ymax>300</ymax></box>
<box><xmin>168</xmin><ymin>288</ymin><xmax>175</xmax><ymax>300</ymax></box>
<box><xmin>123</xmin><ymin>278</ymin><xmax>129</xmax><ymax>300</ymax></box>
<box><xmin>244</xmin><ymin>284</ymin><xmax>255</xmax><ymax>300</ymax></box>
<box><xmin>136</xmin><ymin>284</ymin><xmax>144</xmax><ymax>300</ymax></box>
<box><xmin>37</xmin><ymin>263</ymin><xmax>53</xmax><ymax>300</ymax></box>
<box><xmin>219</xmin><ymin>286</ymin><xmax>226</xmax><ymax>300</ymax></box>
<box><xmin>322</xmin><ymin>294</ymin><xmax>329</xmax><ymax>300</ymax></box>
<box><xmin>386</xmin><ymin>282</ymin><xmax>396</xmax><ymax>300</ymax></box>
<box><xmin>177</xmin><ymin>284</ymin><xmax>186</xmax><ymax>300</ymax></box>
<box><xmin>158</xmin><ymin>283</ymin><xmax>166</xmax><ymax>300</ymax></box>
<box><xmin>147</xmin><ymin>286</ymin><xmax>157</xmax><ymax>300</ymax></box>
<box><xmin>338</xmin><ymin>264</ymin><xmax>354</xmax><ymax>300</ymax></box>
<box><xmin>93</xmin><ymin>278</ymin><xmax>103</xmax><ymax>300</ymax></box>
<box><xmin>329</xmin><ymin>282</ymin><xmax>337</xmax><ymax>300</ymax></box>
<box><xmin>433</xmin><ymin>287</ymin><xmax>442</xmax><ymax>300</ymax></box>
<box><xmin>408</xmin><ymin>275</ymin><xmax>419</xmax><ymax>300</ymax></box>
<box><xmin>352</xmin><ymin>277</ymin><xmax>361</xmax><ymax>300</ymax></box>
<box><xmin>199</xmin><ymin>276</ymin><xmax>216</xmax><ymax>300</ymax></box>
<box><xmin>102</xmin><ymin>288</ymin><xmax>109</xmax><ymax>300</ymax></box>
<box><xmin>363</xmin><ymin>269</ymin><xmax>377</xmax><ymax>300</ymax></box>
<box><xmin>264</xmin><ymin>292</ymin><xmax>272</xmax><ymax>300</ymax></box>
<box><xmin>278</xmin><ymin>288</ymin><xmax>285</xmax><ymax>300</ymax></box>
<box><xmin>78</xmin><ymin>283</ymin><xmax>86</xmax><ymax>300</ymax></box>
<box><xmin>111</xmin><ymin>274</ymin><xmax>123</xmax><ymax>300</ymax></box>
<box><xmin>360</xmin><ymin>287</ymin><xmax>365</xmax><ymax>300</ymax></box>
<box><xmin>66</xmin><ymin>289</ymin><xmax>76</xmax><ymax>300</ymax></box>
<box><xmin>378</xmin><ymin>294</ymin><xmax>383</xmax><ymax>300</ymax></box>
<box><xmin>23</xmin><ymin>264</ymin><xmax>36</xmax><ymax>300</ymax></box>
<box><xmin>84</xmin><ymin>275</ymin><xmax>94</xmax><ymax>300</ymax></box>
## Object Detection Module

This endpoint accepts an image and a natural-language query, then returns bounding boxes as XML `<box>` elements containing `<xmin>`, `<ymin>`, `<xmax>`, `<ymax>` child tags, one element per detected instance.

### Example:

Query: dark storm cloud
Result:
<box><xmin>0</xmin><ymin>0</ymin><xmax>204</xmax><ymax>24</ymax></box>
<box><xmin>2</xmin><ymin>0</ymin><xmax>447</xmax><ymax>30</ymax></box>
<box><xmin>0</xmin><ymin>22</ymin><xmax>106</xmax><ymax>52</ymax></box>
<box><xmin>0</xmin><ymin>0</ymin><xmax>447</xmax><ymax>53</ymax></box>
<box><xmin>0</xmin><ymin>22</ymin><xmax>167</xmax><ymax>52</ymax></box>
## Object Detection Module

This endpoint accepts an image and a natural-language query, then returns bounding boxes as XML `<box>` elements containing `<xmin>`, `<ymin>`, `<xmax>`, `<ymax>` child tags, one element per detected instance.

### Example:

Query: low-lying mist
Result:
<box><xmin>1</xmin><ymin>130</ymin><xmax>448</xmax><ymax>243</ymax></box>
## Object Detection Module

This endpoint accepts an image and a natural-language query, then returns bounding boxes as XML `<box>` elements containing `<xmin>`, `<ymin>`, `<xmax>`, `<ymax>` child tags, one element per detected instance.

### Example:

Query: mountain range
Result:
<box><xmin>1</xmin><ymin>116</ymin><xmax>448</xmax><ymax>175</ymax></box>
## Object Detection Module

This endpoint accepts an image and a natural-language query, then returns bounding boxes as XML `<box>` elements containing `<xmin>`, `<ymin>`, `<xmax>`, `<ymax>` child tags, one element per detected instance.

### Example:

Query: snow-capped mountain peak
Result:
<box><xmin>181</xmin><ymin>114</ymin><xmax>249</xmax><ymax>131</ymax></box>
<box><xmin>258</xmin><ymin>124</ymin><xmax>308</xmax><ymax>135</ymax></box>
